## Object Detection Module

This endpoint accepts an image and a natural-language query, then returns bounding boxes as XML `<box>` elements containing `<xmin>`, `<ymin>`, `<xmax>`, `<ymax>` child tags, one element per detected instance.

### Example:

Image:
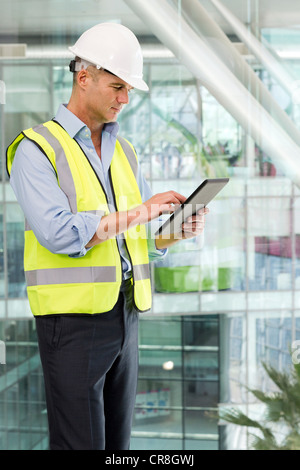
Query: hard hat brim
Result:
<box><xmin>122</xmin><ymin>75</ymin><xmax>149</xmax><ymax>92</ymax></box>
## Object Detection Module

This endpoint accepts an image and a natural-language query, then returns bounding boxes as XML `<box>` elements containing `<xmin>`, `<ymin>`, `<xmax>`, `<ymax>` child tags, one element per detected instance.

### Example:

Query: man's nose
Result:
<box><xmin>117</xmin><ymin>88</ymin><xmax>130</xmax><ymax>104</ymax></box>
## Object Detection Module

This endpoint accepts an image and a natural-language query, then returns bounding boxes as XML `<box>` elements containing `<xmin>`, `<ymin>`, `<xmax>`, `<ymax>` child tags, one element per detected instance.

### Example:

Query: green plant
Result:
<box><xmin>220</xmin><ymin>360</ymin><xmax>300</xmax><ymax>450</ymax></box>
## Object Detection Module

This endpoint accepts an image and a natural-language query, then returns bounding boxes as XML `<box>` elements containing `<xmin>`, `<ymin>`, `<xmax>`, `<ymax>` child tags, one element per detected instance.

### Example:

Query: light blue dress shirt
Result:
<box><xmin>10</xmin><ymin>104</ymin><xmax>166</xmax><ymax>278</ymax></box>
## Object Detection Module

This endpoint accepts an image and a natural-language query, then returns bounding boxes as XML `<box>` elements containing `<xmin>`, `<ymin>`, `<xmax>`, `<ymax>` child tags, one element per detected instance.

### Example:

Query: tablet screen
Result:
<box><xmin>155</xmin><ymin>178</ymin><xmax>229</xmax><ymax>237</ymax></box>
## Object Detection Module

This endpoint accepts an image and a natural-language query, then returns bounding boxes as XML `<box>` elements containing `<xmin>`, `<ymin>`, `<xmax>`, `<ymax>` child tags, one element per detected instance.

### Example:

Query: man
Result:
<box><xmin>6</xmin><ymin>23</ymin><xmax>208</xmax><ymax>450</ymax></box>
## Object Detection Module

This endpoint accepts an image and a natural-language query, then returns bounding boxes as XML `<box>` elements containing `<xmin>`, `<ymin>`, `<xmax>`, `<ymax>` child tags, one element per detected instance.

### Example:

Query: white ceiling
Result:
<box><xmin>1</xmin><ymin>0</ymin><xmax>300</xmax><ymax>39</ymax></box>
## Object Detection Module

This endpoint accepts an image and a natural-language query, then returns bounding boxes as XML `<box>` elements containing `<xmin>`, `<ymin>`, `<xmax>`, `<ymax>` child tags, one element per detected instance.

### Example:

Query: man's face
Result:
<box><xmin>84</xmin><ymin>68</ymin><xmax>133</xmax><ymax>124</ymax></box>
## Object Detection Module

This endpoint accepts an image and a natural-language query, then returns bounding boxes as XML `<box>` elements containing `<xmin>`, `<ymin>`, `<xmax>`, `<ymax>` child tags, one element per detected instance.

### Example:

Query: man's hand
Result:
<box><xmin>181</xmin><ymin>207</ymin><xmax>209</xmax><ymax>239</ymax></box>
<box><xmin>86</xmin><ymin>190</ymin><xmax>186</xmax><ymax>247</ymax></box>
<box><xmin>136</xmin><ymin>190</ymin><xmax>186</xmax><ymax>224</ymax></box>
<box><xmin>155</xmin><ymin>207</ymin><xmax>209</xmax><ymax>250</ymax></box>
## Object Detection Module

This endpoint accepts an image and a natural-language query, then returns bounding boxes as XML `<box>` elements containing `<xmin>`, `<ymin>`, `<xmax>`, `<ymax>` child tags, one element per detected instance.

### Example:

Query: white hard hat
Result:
<box><xmin>69</xmin><ymin>23</ymin><xmax>149</xmax><ymax>91</ymax></box>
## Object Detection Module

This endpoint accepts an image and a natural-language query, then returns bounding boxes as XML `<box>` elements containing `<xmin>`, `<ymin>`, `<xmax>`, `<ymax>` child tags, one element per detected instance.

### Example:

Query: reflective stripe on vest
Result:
<box><xmin>6</xmin><ymin>120</ymin><xmax>152</xmax><ymax>315</ymax></box>
<box><xmin>26</xmin><ymin>266</ymin><xmax>116</xmax><ymax>286</ymax></box>
<box><xmin>25</xmin><ymin>263</ymin><xmax>149</xmax><ymax>286</ymax></box>
<box><xmin>32</xmin><ymin>123</ymin><xmax>78</xmax><ymax>213</ymax></box>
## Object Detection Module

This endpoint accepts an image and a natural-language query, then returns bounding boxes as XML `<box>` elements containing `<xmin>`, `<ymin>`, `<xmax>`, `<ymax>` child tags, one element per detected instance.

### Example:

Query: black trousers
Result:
<box><xmin>35</xmin><ymin>279</ymin><xmax>139</xmax><ymax>450</ymax></box>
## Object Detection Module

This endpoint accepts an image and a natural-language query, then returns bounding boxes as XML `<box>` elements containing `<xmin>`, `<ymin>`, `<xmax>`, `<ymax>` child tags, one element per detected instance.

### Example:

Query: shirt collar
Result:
<box><xmin>54</xmin><ymin>103</ymin><xmax>119</xmax><ymax>139</ymax></box>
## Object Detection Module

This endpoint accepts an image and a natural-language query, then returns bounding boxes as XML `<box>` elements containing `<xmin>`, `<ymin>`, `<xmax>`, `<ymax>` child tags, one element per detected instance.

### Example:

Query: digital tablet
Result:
<box><xmin>155</xmin><ymin>178</ymin><xmax>229</xmax><ymax>237</ymax></box>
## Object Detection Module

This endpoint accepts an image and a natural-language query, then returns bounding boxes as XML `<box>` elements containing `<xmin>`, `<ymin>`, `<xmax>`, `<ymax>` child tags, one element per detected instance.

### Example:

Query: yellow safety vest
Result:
<box><xmin>6</xmin><ymin>119</ymin><xmax>152</xmax><ymax>315</ymax></box>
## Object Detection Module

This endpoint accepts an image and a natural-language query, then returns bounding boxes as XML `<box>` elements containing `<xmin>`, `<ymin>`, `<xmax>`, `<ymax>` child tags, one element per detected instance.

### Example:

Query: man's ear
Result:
<box><xmin>76</xmin><ymin>69</ymin><xmax>89</xmax><ymax>89</ymax></box>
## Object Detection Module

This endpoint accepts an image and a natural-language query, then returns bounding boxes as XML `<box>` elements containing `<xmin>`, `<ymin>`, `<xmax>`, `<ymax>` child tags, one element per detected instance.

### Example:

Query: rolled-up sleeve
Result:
<box><xmin>10</xmin><ymin>138</ymin><xmax>101</xmax><ymax>257</ymax></box>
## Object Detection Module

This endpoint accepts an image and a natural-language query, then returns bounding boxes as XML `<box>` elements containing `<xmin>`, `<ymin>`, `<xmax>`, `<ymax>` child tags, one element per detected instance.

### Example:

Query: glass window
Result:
<box><xmin>183</xmin><ymin>316</ymin><xmax>219</xmax><ymax>347</ymax></box>
<box><xmin>0</xmin><ymin>204</ymin><xmax>4</xmax><ymax>299</ymax></box>
<box><xmin>139</xmin><ymin>349</ymin><xmax>182</xmax><ymax>379</ymax></box>
<box><xmin>2</xmin><ymin>0</ymin><xmax>300</xmax><ymax>452</ymax></box>
<box><xmin>248</xmin><ymin>197</ymin><xmax>292</xmax><ymax>291</ymax></box>
<box><xmin>184</xmin><ymin>409</ymin><xmax>219</xmax><ymax>437</ymax></box>
<box><xmin>0</xmin><ymin>320</ymin><xmax>46</xmax><ymax>449</ymax></box>
<box><xmin>139</xmin><ymin>318</ymin><xmax>181</xmax><ymax>346</ymax></box>
<box><xmin>4</xmin><ymin>63</ymin><xmax>52</xmax><ymax>159</ymax></box>
<box><xmin>6</xmin><ymin>203</ymin><xmax>25</xmax><ymax>299</ymax></box>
